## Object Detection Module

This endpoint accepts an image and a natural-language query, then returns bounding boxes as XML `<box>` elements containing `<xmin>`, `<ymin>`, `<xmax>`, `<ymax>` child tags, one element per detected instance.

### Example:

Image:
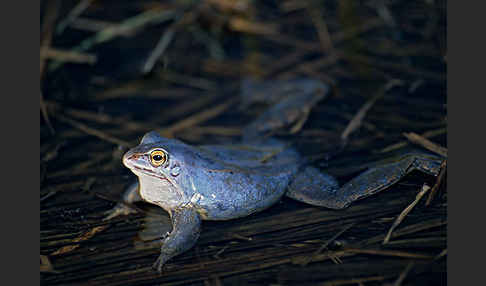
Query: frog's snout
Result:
<box><xmin>122</xmin><ymin>151</ymin><xmax>142</xmax><ymax>168</ymax></box>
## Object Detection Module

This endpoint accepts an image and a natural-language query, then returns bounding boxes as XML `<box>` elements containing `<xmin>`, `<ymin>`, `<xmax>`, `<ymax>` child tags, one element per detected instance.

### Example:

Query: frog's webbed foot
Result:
<box><xmin>152</xmin><ymin>206</ymin><xmax>201</xmax><ymax>273</ymax></box>
<box><xmin>286</xmin><ymin>153</ymin><xmax>444</xmax><ymax>209</ymax></box>
<box><xmin>103</xmin><ymin>203</ymin><xmax>138</xmax><ymax>221</ymax></box>
<box><xmin>152</xmin><ymin>255</ymin><xmax>166</xmax><ymax>273</ymax></box>
<box><xmin>103</xmin><ymin>181</ymin><xmax>141</xmax><ymax>221</ymax></box>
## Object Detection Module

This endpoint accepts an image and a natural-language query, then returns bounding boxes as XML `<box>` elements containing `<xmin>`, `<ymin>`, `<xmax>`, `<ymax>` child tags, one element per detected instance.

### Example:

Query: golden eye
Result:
<box><xmin>150</xmin><ymin>149</ymin><xmax>167</xmax><ymax>166</ymax></box>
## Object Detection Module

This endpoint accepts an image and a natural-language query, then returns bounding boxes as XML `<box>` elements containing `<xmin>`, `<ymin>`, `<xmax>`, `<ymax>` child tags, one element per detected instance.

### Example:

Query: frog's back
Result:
<box><xmin>188</xmin><ymin>139</ymin><xmax>301</xmax><ymax>220</ymax></box>
<box><xmin>198</xmin><ymin>138</ymin><xmax>300</xmax><ymax>170</ymax></box>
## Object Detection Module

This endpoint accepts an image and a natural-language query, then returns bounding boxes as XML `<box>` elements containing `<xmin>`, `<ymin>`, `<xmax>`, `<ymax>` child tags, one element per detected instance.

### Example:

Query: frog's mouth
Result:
<box><xmin>133</xmin><ymin>165</ymin><xmax>169</xmax><ymax>180</ymax></box>
<box><xmin>132</xmin><ymin>165</ymin><xmax>175</xmax><ymax>187</ymax></box>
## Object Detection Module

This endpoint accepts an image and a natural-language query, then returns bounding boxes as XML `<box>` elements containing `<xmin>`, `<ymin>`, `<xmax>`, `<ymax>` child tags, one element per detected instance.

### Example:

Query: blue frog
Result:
<box><xmin>105</xmin><ymin>131</ymin><xmax>443</xmax><ymax>272</ymax></box>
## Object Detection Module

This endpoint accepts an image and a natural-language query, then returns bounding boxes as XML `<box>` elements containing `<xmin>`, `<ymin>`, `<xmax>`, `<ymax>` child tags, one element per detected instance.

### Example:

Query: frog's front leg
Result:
<box><xmin>153</xmin><ymin>206</ymin><xmax>201</xmax><ymax>272</ymax></box>
<box><xmin>287</xmin><ymin>153</ymin><xmax>443</xmax><ymax>209</ymax></box>
<box><xmin>103</xmin><ymin>181</ymin><xmax>142</xmax><ymax>220</ymax></box>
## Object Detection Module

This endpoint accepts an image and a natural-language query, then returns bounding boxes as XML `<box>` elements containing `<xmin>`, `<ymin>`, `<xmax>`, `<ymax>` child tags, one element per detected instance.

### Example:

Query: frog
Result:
<box><xmin>105</xmin><ymin>130</ymin><xmax>443</xmax><ymax>272</ymax></box>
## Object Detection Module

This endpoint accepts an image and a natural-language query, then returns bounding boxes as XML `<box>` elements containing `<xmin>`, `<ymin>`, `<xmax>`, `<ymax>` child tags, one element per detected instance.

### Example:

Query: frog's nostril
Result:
<box><xmin>123</xmin><ymin>153</ymin><xmax>140</xmax><ymax>165</ymax></box>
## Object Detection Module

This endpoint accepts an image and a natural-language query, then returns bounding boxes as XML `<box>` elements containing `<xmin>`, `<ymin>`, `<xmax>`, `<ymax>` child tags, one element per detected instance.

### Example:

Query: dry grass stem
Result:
<box><xmin>159</xmin><ymin>97</ymin><xmax>238</xmax><ymax>137</ymax></box>
<box><xmin>318</xmin><ymin>275</ymin><xmax>388</xmax><ymax>286</ymax></box>
<box><xmin>434</xmin><ymin>249</ymin><xmax>447</xmax><ymax>260</ymax></box>
<box><xmin>55</xmin><ymin>114</ymin><xmax>132</xmax><ymax>148</ymax></box>
<box><xmin>307</xmin><ymin>4</ymin><xmax>334</xmax><ymax>54</ymax></box>
<box><xmin>341</xmin><ymin>79</ymin><xmax>403</xmax><ymax>142</ymax></box>
<box><xmin>50</xmin><ymin>226</ymin><xmax>109</xmax><ymax>256</ymax></box>
<box><xmin>40</xmin><ymin>255</ymin><xmax>59</xmax><ymax>273</ymax></box>
<box><xmin>56</xmin><ymin>0</ymin><xmax>95</xmax><ymax>34</ymax></box>
<box><xmin>403</xmin><ymin>132</ymin><xmax>448</xmax><ymax>157</ymax></box>
<box><xmin>40</xmin><ymin>93</ymin><xmax>55</xmax><ymax>135</ymax></box>
<box><xmin>426</xmin><ymin>159</ymin><xmax>447</xmax><ymax>206</ymax></box>
<box><xmin>379</xmin><ymin>127</ymin><xmax>446</xmax><ymax>153</ymax></box>
<box><xmin>300</xmin><ymin>223</ymin><xmax>355</xmax><ymax>266</ymax></box>
<box><xmin>392</xmin><ymin>262</ymin><xmax>414</xmax><ymax>286</ymax></box>
<box><xmin>228</xmin><ymin>17</ymin><xmax>278</xmax><ymax>35</ymax></box>
<box><xmin>383</xmin><ymin>184</ymin><xmax>431</xmax><ymax>244</ymax></box>
<box><xmin>41</xmin><ymin>48</ymin><xmax>97</xmax><ymax>64</ymax></box>
<box><xmin>346</xmin><ymin>248</ymin><xmax>433</xmax><ymax>259</ymax></box>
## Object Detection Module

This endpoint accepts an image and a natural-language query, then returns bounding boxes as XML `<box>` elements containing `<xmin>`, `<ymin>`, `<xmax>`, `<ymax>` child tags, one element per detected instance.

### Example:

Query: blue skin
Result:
<box><xmin>105</xmin><ymin>131</ymin><xmax>443</xmax><ymax>272</ymax></box>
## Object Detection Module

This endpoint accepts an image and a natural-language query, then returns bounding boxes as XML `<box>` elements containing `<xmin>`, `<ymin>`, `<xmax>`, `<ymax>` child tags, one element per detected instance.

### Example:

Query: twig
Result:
<box><xmin>69</xmin><ymin>18</ymin><xmax>119</xmax><ymax>33</ymax></box>
<box><xmin>207</xmin><ymin>0</ymin><xmax>250</xmax><ymax>13</ymax></box>
<box><xmin>144</xmin><ymin>8</ymin><xmax>201</xmax><ymax>74</ymax></box>
<box><xmin>40</xmin><ymin>0</ymin><xmax>60</xmax><ymax>79</ymax></box>
<box><xmin>300</xmin><ymin>223</ymin><xmax>355</xmax><ymax>266</ymax></box>
<box><xmin>434</xmin><ymin>248</ymin><xmax>447</xmax><ymax>260</ymax></box>
<box><xmin>184</xmin><ymin>126</ymin><xmax>242</xmax><ymax>136</ymax></box>
<box><xmin>158</xmin><ymin>70</ymin><xmax>217</xmax><ymax>90</ymax></box>
<box><xmin>403</xmin><ymin>132</ymin><xmax>448</xmax><ymax>157</ymax></box>
<box><xmin>56</xmin><ymin>0</ymin><xmax>95</xmax><ymax>34</ymax></box>
<box><xmin>46</xmin><ymin>100</ymin><xmax>155</xmax><ymax>132</ymax></box>
<box><xmin>392</xmin><ymin>262</ymin><xmax>414</xmax><ymax>286</ymax></box>
<box><xmin>346</xmin><ymin>248</ymin><xmax>433</xmax><ymax>259</ymax></box>
<box><xmin>383</xmin><ymin>184</ymin><xmax>431</xmax><ymax>244</ymax></box>
<box><xmin>40</xmin><ymin>190</ymin><xmax>58</xmax><ymax>202</ymax></box>
<box><xmin>267</xmin><ymin>18</ymin><xmax>383</xmax><ymax>54</ymax></box>
<box><xmin>378</xmin><ymin>127</ymin><xmax>446</xmax><ymax>153</ymax></box>
<box><xmin>143</xmin><ymin>27</ymin><xmax>176</xmax><ymax>74</ymax></box>
<box><xmin>341</xmin><ymin>79</ymin><xmax>403</xmax><ymax>142</ymax></box>
<box><xmin>55</xmin><ymin>114</ymin><xmax>132</xmax><ymax>148</ymax></box>
<box><xmin>261</xmin><ymin>50</ymin><xmax>307</xmax><ymax>78</ymax></box>
<box><xmin>40</xmin><ymin>0</ymin><xmax>61</xmax><ymax>134</ymax></box>
<box><xmin>425</xmin><ymin>160</ymin><xmax>447</xmax><ymax>206</ymax></box>
<box><xmin>228</xmin><ymin>17</ymin><xmax>278</xmax><ymax>35</ymax></box>
<box><xmin>204</xmin><ymin>276</ymin><xmax>223</xmax><ymax>286</ymax></box>
<box><xmin>40</xmin><ymin>93</ymin><xmax>55</xmax><ymax>135</ymax></box>
<box><xmin>258</xmin><ymin>18</ymin><xmax>383</xmax><ymax>81</ymax></box>
<box><xmin>40</xmin><ymin>255</ymin><xmax>59</xmax><ymax>273</ymax></box>
<box><xmin>159</xmin><ymin>97</ymin><xmax>238</xmax><ymax>137</ymax></box>
<box><xmin>318</xmin><ymin>275</ymin><xmax>388</xmax><ymax>286</ymax></box>
<box><xmin>41</xmin><ymin>47</ymin><xmax>97</xmax><ymax>64</ymax></box>
<box><xmin>50</xmin><ymin>225</ymin><xmax>109</xmax><ymax>256</ymax></box>
<box><xmin>306</xmin><ymin>2</ymin><xmax>334</xmax><ymax>54</ymax></box>
<box><xmin>49</xmin><ymin>8</ymin><xmax>177</xmax><ymax>71</ymax></box>
<box><xmin>339</xmin><ymin>51</ymin><xmax>446</xmax><ymax>82</ymax></box>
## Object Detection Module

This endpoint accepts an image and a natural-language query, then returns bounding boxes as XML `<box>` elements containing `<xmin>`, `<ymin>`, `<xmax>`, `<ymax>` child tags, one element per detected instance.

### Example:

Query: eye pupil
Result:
<box><xmin>153</xmin><ymin>155</ymin><xmax>163</xmax><ymax>161</ymax></box>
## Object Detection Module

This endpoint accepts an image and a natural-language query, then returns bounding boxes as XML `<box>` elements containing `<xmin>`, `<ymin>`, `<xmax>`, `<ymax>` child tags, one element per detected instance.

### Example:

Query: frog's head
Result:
<box><xmin>122</xmin><ymin>131</ymin><xmax>193</xmax><ymax>207</ymax></box>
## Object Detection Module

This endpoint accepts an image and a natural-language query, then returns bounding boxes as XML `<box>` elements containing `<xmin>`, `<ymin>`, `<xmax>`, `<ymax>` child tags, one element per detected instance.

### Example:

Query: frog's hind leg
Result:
<box><xmin>286</xmin><ymin>154</ymin><xmax>443</xmax><ymax>209</ymax></box>
<box><xmin>286</xmin><ymin>166</ymin><xmax>340</xmax><ymax>207</ymax></box>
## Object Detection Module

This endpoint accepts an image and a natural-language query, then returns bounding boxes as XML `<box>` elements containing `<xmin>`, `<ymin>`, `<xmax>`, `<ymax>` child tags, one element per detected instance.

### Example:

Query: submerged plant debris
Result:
<box><xmin>40</xmin><ymin>0</ymin><xmax>447</xmax><ymax>285</ymax></box>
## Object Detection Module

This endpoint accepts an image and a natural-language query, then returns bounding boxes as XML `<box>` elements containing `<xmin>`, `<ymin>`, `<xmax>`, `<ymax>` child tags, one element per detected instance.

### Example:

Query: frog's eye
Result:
<box><xmin>150</xmin><ymin>149</ymin><xmax>167</xmax><ymax>167</ymax></box>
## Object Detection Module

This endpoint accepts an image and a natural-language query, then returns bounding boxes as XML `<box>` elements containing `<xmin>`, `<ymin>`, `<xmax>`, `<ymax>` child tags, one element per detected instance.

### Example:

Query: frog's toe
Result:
<box><xmin>152</xmin><ymin>254</ymin><xmax>168</xmax><ymax>273</ymax></box>
<box><xmin>103</xmin><ymin>203</ymin><xmax>137</xmax><ymax>221</ymax></box>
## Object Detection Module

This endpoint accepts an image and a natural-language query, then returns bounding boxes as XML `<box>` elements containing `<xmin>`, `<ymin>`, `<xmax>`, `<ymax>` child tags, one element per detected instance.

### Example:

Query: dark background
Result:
<box><xmin>39</xmin><ymin>0</ymin><xmax>449</xmax><ymax>285</ymax></box>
